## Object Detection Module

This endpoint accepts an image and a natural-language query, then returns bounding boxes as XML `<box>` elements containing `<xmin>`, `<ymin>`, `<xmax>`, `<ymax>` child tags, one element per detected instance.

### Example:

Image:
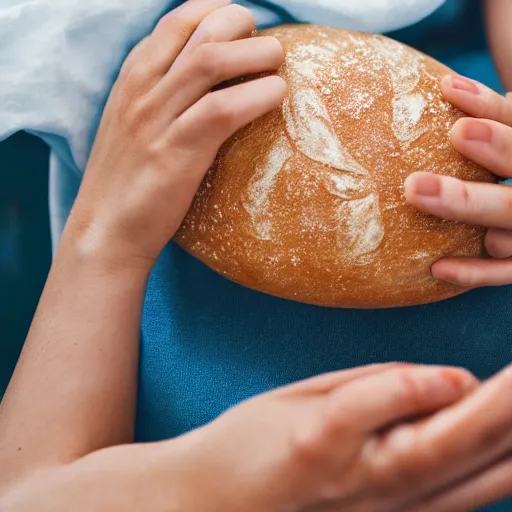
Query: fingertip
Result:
<box><xmin>431</xmin><ymin>258</ymin><xmax>481</xmax><ymax>288</ymax></box>
<box><xmin>404</xmin><ymin>172</ymin><xmax>441</xmax><ymax>203</ymax></box>
<box><xmin>449</xmin><ymin>118</ymin><xmax>476</xmax><ymax>160</ymax></box>
<box><xmin>440</xmin><ymin>74</ymin><xmax>453</xmax><ymax>93</ymax></box>
<box><xmin>449</xmin><ymin>117</ymin><xmax>490</xmax><ymax>155</ymax></box>
<box><xmin>449</xmin><ymin>117</ymin><xmax>467</xmax><ymax>143</ymax></box>
<box><xmin>226</xmin><ymin>2</ymin><xmax>257</xmax><ymax>30</ymax></box>
<box><xmin>265</xmin><ymin>74</ymin><xmax>288</xmax><ymax>103</ymax></box>
<box><xmin>397</xmin><ymin>366</ymin><xmax>470</xmax><ymax>410</ymax></box>
<box><xmin>485</xmin><ymin>229</ymin><xmax>512</xmax><ymax>259</ymax></box>
<box><xmin>441</xmin><ymin>74</ymin><xmax>481</xmax><ymax>100</ymax></box>
<box><xmin>440</xmin><ymin>367</ymin><xmax>478</xmax><ymax>394</ymax></box>
<box><xmin>440</xmin><ymin>74</ymin><xmax>458</xmax><ymax>102</ymax></box>
<box><xmin>485</xmin><ymin>230</ymin><xmax>506</xmax><ymax>259</ymax></box>
<box><xmin>430</xmin><ymin>259</ymin><xmax>463</xmax><ymax>285</ymax></box>
<box><xmin>268</xmin><ymin>35</ymin><xmax>285</xmax><ymax>61</ymax></box>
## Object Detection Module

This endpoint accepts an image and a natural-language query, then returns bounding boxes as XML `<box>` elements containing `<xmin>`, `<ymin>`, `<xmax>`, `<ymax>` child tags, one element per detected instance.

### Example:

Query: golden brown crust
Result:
<box><xmin>175</xmin><ymin>25</ymin><xmax>496</xmax><ymax>309</ymax></box>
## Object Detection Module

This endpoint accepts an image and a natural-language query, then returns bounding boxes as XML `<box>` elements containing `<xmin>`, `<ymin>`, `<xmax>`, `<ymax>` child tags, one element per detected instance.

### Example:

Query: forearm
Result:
<box><xmin>0</xmin><ymin>219</ymin><xmax>150</xmax><ymax>486</ymax></box>
<box><xmin>485</xmin><ymin>0</ymin><xmax>512</xmax><ymax>91</ymax></box>
<box><xmin>1</xmin><ymin>440</ymin><xmax>197</xmax><ymax>512</ymax></box>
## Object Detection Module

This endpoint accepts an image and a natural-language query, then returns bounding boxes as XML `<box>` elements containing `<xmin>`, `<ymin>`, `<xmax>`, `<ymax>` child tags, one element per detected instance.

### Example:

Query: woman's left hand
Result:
<box><xmin>405</xmin><ymin>75</ymin><xmax>512</xmax><ymax>287</ymax></box>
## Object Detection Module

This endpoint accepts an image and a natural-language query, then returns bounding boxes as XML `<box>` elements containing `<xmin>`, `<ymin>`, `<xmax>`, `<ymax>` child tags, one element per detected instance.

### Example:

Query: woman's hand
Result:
<box><xmin>405</xmin><ymin>76</ymin><xmax>512</xmax><ymax>287</ymax></box>
<box><xmin>69</xmin><ymin>0</ymin><xmax>286</xmax><ymax>269</ymax></box>
<box><xmin>195</xmin><ymin>362</ymin><xmax>512</xmax><ymax>512</ymax></box>
<box><xmin>5</xmin><ymin>363</ymin><xmax>512</xmax><ymax>512</ymax></box>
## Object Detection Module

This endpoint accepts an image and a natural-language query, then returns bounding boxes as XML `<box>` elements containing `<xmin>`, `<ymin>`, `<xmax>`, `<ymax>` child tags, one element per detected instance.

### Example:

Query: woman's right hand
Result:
<box><xmin>188</xmin><ymin>362</ymin><xmax>512</xmax><ymax>512</ymax></box>
<box><xmin>5</xmin><ymin>362</ymin><xmax>512</xmax><ymax>512</ymax></box>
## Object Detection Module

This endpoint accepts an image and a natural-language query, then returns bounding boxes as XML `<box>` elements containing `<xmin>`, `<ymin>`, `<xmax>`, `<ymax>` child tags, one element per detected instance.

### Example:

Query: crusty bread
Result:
<box><xmin>175</xmin><ymin>25</ymin><xmax>496</xmax><ymax>308</ymax></box>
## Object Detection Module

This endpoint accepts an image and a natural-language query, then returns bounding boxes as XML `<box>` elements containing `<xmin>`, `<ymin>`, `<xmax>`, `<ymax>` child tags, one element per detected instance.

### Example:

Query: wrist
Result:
<box><xmin>59</xmin><ymin>212</ymin><xmax>156</xmax><ymax>277</ymax></box>
<box><xmin>153</xmin><ymin>426</ymin><xmax>279</xmax><ymax>512</ymax></box>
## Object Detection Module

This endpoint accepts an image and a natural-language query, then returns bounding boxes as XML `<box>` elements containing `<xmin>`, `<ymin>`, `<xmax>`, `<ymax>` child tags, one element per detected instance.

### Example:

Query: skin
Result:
<box><xmin>1</xmin><ymin>1</ymin><xmax>512</xmax><ymax>510</ymax></box>
<box><xmin>485</xmin><ymin>0</ymin><xmax>512</xmax><ymax>91</ymax></box>
<box><xmin>405</xmin><ymin>0</ymin><xmax>512</xmax><ymax>287</ymax></box>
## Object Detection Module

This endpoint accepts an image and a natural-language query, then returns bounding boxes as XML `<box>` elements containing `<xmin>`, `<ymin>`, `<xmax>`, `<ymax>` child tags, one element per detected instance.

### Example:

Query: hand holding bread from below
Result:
<box><xmin>175</xmin><ymin>25</ymin><xmax>496</xmax><ymax>308</ymax></box>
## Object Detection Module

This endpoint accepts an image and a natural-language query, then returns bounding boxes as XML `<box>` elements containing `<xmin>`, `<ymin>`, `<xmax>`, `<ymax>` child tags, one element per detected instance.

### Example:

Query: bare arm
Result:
<box><xmin>0</xmin><ymin>230</ymin><xmax>148</xmax><ymax>482</ymax></box>
<box><xmin>485</xmin><ymin>0</ymin><xmax>512</xmax><ymax>90</ymax></box>
<box><xmin>0</xmin><ymin>0</ymin><xmax>285</xmax><ymax>489</ymax></box>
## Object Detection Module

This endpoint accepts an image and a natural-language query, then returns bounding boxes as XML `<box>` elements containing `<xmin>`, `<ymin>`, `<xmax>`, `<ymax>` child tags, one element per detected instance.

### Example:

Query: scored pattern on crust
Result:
<box><xmin>243</xmin><ymin>36</ymin><xmax>434</xmax><ymax>264</ymax></box>
<box><xmin>176</xmin><ymin>27</ymin><xmax>492</xmax><ymax>308</ymax></box>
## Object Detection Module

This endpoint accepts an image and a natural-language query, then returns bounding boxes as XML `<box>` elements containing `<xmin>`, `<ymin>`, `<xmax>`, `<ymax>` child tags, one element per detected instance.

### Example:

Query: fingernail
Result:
<box><xmin>447</xmin><ymin>75</ymin><xmax>480</xmax><ymax>95</ymax></box>
<box><xmin>440</xmin><ymin>369</ymin><xmax>474</xmax><ymax>395</ymax></box>
<box><xmin>455</xmin><ymin>369</ymin><xmax>478</xmax><ymax>391</ymax></box>
<box><xmin>409</xmin><ymin>173</ymin><xmax>441</xmax><ymax>197</ymax></box>
<box><xmin>463</xmin><ymin>120</ymin><xmax>493</xmax><ymax>143</ymax></box>
<box><xmin>430</xmin><ymin>373</ymin><xmax>461</xmax><ymax>401</ymax></box>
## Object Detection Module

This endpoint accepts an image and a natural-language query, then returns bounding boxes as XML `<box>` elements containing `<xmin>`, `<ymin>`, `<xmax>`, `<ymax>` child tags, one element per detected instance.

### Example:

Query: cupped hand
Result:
<box><xmin>65</xmin><ymin>0</ymin><xmax>286</xmax><ymax>268</ymax></box>
<box><xmin>405</xmin><ymin>76</ymin><xmax>512</xmax><ymax>287</ymax></box>
<box><xmin>176</xmin><ymin>363</ymin><xmax>512</xmax><ymax>512</ymax></box>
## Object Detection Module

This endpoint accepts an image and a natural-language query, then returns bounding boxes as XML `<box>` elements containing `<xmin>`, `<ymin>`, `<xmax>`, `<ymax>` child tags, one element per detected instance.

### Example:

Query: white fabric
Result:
<box><xmin>276</xmin><ymin>0</ymin><xmax>446</xmax><ymax>34</ymax></box>
<box><xmin>0</xmin><ymin>0</ymin><xmax>445</xmax><ymax>173</ymax></box>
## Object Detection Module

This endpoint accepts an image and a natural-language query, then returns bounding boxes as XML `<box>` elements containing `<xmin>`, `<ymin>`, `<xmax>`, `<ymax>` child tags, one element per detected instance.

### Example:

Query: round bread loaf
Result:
<box><xmin>175</xmin><ymin>25</ymin><xmax>496</xmax><ymax>308</ymax></box>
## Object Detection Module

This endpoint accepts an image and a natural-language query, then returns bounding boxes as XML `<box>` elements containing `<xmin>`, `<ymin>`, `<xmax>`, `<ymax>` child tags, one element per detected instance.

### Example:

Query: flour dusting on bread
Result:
<box><xmin>175</xmin><ymin>26</ymin><xmax>494</xmax><ymax>308</ymax></box>
<box><xmin>244</xmin><ymin>134</ymin><xmax>293</xmax><ymax>241</ymax></box>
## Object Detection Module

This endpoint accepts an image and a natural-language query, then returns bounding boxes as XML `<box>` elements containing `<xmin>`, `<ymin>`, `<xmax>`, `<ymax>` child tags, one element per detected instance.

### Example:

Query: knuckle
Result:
<box><xmin>123</xmin><ymin>98</ymin><xmax>153</xmax><ymax>134</ymax></box>
<box><xmin>485</xmin><ymin>232</ymin><xmax>504</xmax><ymax>258</ymax></box>
<box><xmin>289</xmin><ymin>423</ymin><xmax>325</xmax><ymax>466</ymax></box>
<box><xmin>470</xmin><ymin>420</ymin><xmax>507</xmax><ymax>453</ymax></box>
<box><xmin>193</xmin><ymin>43</ymin><xmax>224</xmax><ymax>81</ymax></box>
<box><xmin>394</xmin><ymin>369</ymin><xmax>427</xmax><ymax>410</ymax></box>
<box><xmin>449</xmin><ymin>179</ymin><xmax>473</xmax><ymax>223</ymax></box>
<box><xmin>119</xmin><ymin>64</ymin><xmax>151</xmax><ymax>99</ymax></box>
<box><xmin>269</xmin><ymin>37</ymin><xmax>286</xmax><ymax>63</ymax></box>
<box><xmin>162</xmin><ymin>11</ymin><xmax>197</xmax><ymax>42</ymax></box>
<box><xmin>498</xmin><ymin>99</ymin><xmax>510</xmax><ymax>126</ymax></box>
<box><xmin>459</xmin><ymin>182</ymin><xmax>472</xmax><ymax>212</ymax></box>
<box><xmin>289</xmin><ymin>412</ymin><xmax>335</xmax><ymax>469</ymax></box>
<box><xmin>207</xmin><ymin>94</ymin><xmax>237</xmax><ymax>128</ymax></box>
<box><xmin>127</xmin><ymin>65</ymin><xmax>149</xmax><ymax>89</ymax></box>
<box><xmin>168</xmin><ymin>116</ymin><xmax>194</xmax><ymax>146</ymax></box>
<box><xmin>226</xmin><ymin>3</ymin><xmax>256</xmax><ymax>28</ymax></box>
<box><xmin>322</xmin><ymin>397</ymin><xmax>353</xmax><ymax>439</ymax></box>
<box><xmin>120</xmin><ymin>38</ymin><xmax>149</xmax><ymax>77</ymax></box>
<box><xmin>146</xmin><ymin>137</ymin><xmax>166</xmax><ymax>161</ymax></box>
<box><xmin>373</xmin><ymin>427</ymin><xmax>433</xmax><ymax>494</ymax></box>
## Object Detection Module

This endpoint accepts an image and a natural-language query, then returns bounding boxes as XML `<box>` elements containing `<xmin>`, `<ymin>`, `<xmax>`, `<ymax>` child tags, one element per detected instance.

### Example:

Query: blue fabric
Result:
<box><xmin>135</xmin><ymin>3</ymin><xmax>512</xmax><ymax>510</ymax></box>
<box><xmin>137</xmin><ymin>0</ymin><xmax>511</xmax><ymax>434</ymax></box>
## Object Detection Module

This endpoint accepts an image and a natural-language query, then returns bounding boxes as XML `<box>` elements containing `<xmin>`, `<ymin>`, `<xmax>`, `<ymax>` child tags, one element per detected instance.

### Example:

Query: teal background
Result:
<box><xmin>0</xmin><ymin>133</ymin><xmax>50</xmax><ymax>396</ymax></box>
